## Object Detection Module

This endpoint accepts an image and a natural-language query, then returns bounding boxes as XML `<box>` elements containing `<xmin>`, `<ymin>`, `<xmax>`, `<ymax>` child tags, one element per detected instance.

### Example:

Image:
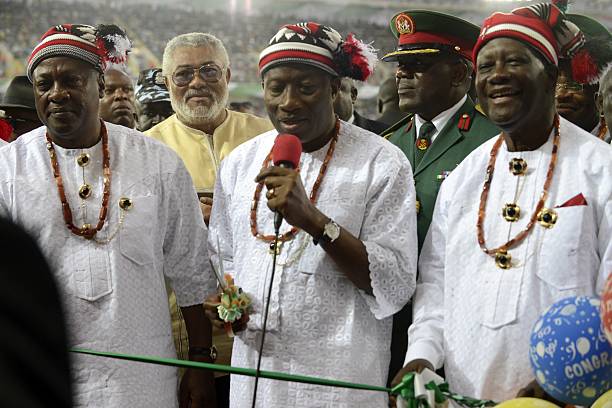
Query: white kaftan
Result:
<box><xmin>406</xmin><ymin>117</ymin><xmax>612</xmax><ymax>401</ymax></box>
<box><xmin>0</xmin><ymin>123</ymin><xmax>217</xmax><ymax>407</ymax></box>
<box><xmin>208</xmin><ymin>121</ymin><xmax>418</xmax><ymax>407</ymax></box>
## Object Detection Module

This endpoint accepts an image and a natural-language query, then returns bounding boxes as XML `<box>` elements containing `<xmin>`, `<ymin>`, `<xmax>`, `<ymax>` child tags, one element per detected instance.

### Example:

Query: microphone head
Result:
<box><xmin>272</xmin><ymin>134</ymin><xmax>302</xmax><ymax>168</ymax></box>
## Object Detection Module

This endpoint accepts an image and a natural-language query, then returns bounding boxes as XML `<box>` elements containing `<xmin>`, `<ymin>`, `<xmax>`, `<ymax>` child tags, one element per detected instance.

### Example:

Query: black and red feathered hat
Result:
<box><xmin>258</xmin><ymin>22</ymin><xmax>377</xmax><ymax>81</ymax></box>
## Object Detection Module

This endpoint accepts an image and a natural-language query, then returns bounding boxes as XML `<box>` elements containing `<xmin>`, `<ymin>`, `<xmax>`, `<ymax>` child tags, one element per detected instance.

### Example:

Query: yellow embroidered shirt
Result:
<box><xmin>145</xmin><ymin>110</ymin><xmax>273</xmax><ymax>192</ymax></box>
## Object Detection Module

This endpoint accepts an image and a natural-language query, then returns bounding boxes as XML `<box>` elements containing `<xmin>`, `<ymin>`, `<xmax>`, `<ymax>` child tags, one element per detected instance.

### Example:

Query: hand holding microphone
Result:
<box><xmin>255</xmin><ymin>134</ymin><xmax>317</xmax><ymax>233</ymax></box>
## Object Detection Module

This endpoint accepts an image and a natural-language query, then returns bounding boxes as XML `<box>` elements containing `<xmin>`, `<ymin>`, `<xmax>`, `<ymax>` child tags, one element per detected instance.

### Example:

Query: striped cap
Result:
<box><xmin>259</xmin><ymin>22</ymin><xmax>376</xmax><ymax>81</ymax></box>
<box><xmin>27</xmin><ymin>24</ymin><xmax>131</xmax><ymax>82</ymax></box>
<box><xmin>474</xmin><ymin>3</ymin><xmax>584</xmax><ymax>66</ymax></box>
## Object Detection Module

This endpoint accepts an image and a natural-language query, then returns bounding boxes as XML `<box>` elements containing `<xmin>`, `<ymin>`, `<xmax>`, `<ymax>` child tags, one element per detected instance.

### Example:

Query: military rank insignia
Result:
<box><xmin>416</xmin><ymin>138</ymin><xmax>429</xmax><ymax>150</ymax></box>
<box><xmin>395</xmin><ymin>13</ymin><xmax>415</xmax><ymax>35</ymax></box>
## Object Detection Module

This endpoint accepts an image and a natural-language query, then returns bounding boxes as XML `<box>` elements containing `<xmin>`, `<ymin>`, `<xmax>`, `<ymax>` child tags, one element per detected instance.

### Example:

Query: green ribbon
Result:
<box><xmin>71</xmin><ymin>349</ymin><xmax>497</xmax><ymax>407</ymax></box>
<box><xmin>71</xmin><ymin>348</ymin><xmax>388</xmax><ymax>393</ymax></box>
<box><xmin>390</xmin><ymin>373</ymin><xmax>497</xmax><ymax>408</ymax></box>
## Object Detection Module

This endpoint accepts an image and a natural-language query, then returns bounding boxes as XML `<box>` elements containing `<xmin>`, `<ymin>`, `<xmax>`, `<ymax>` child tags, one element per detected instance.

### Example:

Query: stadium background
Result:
<box><xmin>2</xmin><ymin>0</ymin><xmax>610</xmax><ymax>116</ymax></box>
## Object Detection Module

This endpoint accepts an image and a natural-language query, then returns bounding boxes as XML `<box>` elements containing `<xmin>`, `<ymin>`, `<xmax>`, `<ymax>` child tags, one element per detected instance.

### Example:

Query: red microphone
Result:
<box><xmin>271</xmin><ymin>134</ymin><xmax>302</xmax><ymax>232</ymax></box>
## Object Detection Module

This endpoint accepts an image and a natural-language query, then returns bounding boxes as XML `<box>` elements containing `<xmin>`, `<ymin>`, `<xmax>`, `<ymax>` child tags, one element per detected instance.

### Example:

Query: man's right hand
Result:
<box><xmin>389</xmin><ymin>359</ymin><xmax>435</xmax><ymax>407</ymax></box>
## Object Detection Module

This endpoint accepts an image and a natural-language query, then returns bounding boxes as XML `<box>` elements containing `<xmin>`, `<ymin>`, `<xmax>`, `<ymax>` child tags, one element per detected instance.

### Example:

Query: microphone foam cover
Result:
<box><xmin>272</xmin><ymin>134</ymin><xmax>302</xmax><ymax>168</ymax></box>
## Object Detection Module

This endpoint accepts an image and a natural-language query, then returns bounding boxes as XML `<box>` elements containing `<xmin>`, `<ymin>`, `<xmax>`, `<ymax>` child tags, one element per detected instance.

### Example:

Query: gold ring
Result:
<box><xmin>268</xmin><ymin>188</ymin><xmax>275</xmax><ymax>198</ymax></box>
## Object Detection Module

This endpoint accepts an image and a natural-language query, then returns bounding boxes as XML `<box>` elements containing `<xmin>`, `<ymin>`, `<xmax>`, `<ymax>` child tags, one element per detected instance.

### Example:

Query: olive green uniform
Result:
<box><xmin>384</xmin><ymin>97</ymin><xmax>499</xmax><ymax>250</ymax></box>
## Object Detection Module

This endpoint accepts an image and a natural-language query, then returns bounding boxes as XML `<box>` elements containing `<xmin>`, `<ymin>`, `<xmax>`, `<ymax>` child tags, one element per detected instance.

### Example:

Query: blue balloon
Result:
<box><xmin>529</xmin><ymin>296</ymin><xmax>612</xmax><ymax>406</ymax></box>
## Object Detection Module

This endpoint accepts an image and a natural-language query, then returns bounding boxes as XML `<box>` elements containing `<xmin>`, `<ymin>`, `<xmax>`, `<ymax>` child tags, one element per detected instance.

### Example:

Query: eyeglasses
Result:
<box><xmin>555</xmin><ymin>81</ymin><xmax>584</xmax><ymax>93</ymax></box>
<box><xmin>171</xmin><ymin>64</ymin><xmax>224</xmax><ymax>87</ymax></box>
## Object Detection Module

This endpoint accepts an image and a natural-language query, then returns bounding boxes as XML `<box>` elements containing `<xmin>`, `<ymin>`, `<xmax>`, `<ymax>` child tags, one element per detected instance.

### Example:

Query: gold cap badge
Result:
<box><xmin>395</xmin><ymin>14</ymin><xmax>415</xmax><ymax>35</ymax></box>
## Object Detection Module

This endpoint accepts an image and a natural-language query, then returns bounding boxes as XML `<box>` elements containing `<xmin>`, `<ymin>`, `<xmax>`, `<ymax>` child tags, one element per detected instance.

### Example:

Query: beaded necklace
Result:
<box><xmin>46</xmin><ymin>121</ymin><xmax>111</xmax><ymax>240</ymax></box>
<box><xmin>250</xmin><ymin>119</ymin><xmax>339</xmax><ymax>243</ymax></box>
<box><xmin>476</xmin><ymin>115</ymin><xmax>560</xmax><ymax>266</ymax></box>
<box><xmin>597</xmin><ymin>117</ymin><xmax>608</xmax><ymax>141</ymax></box>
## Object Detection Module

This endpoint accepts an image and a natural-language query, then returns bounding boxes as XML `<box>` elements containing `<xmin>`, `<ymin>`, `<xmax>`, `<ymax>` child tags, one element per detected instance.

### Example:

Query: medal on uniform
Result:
<box><xmin>416</xmin><ymin>138</ymin><xmax>429</xmax><ymax>151</ymax></box>
<box><xmin>537</xmin><ymin>208</ymin><xmax>557</xmax><ymax>228</ymax></box>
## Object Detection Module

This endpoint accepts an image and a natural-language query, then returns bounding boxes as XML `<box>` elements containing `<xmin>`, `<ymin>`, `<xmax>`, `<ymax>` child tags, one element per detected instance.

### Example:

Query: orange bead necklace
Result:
<box><xmin>46</xmin><ymin>121</ymin><xmax>111</xmax><ymax>240</ymax></box>
<box><xmin>477</xmin><ymin>115</ymin><xmax>560</xmax><ymax>260</ymax></box>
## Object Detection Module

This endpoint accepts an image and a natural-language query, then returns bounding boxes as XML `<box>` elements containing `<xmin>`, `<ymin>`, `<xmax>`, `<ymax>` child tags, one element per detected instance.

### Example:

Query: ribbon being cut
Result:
<box><xmin>70</xmin><ymin>347</ymin><xmax>497</xmax><ymax>408</ymax></box>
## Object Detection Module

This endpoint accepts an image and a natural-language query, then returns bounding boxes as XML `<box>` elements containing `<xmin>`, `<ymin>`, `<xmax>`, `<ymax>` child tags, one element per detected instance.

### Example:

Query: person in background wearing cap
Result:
<box><xmin>392</xmin><ymin>3</ymin><xmax>611</xmax><ymax>402</ymax></box>
<box><xmin>0</xmin><ymin>75</ymin><xmax>43</xmax><ymax>141</ymax></box>
<box><xmin>597</xmin><ymin>66</ymin><xmax>612</xmax><ymax>143</ymax></box>
<box><xmin>554</xmin><ymin>8</ymin><xmax>612</xmax><ymax>141</ymax></box>
<box><xmin>207</xmin><ymin>22</ymin><xmax>417</xmax><ymax>406</ymax></box>
<box><xmin>135</xmin><ymin>68</ymin><xmax>174</xmax><ymax>132</ymax></box>
<box><xmin>145</xmin><ymin>33</ymin><xmax>273</xmax><ymax>407</ymax></box>
<box><xmin>99</xmin><ymin>68</ymin><xmax>137</xmax><ymax>129</ymax></box>
<box><xmin>380</xmin><ymin>10</ymin><xmax>500</xmax><ymax>386</ymax></box>
<box><xmin>333</xmin><ymin>77</ymin><xmax>388</xmax><ymax>134</ymax></box>
<box><xmin>0</xmin><ymin>23</ymin><xmax>217</xmax><ymax>407</ymax></box>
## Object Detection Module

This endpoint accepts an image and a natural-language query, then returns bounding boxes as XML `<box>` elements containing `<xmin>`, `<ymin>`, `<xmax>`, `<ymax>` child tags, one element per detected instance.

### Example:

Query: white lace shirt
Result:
<box><xmin>208</xmin><ymin>120</ymin><xmax>418</xmax><ymax>407</ymax></box>
<box><xmin>407</xmin><ymin>117</ymin><xmax>612</xmax><ymax>401</ymax></box>
<box><xmin>0</xmin><ymin>123</ymin><xmax>217</xmax><ymax>407</ymax></box>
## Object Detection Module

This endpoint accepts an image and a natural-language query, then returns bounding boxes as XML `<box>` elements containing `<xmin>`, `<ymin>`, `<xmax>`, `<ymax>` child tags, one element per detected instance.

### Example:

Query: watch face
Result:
<box><xmin>324</xmin><ymin>221</ymin><xmax>341</xmax><ymax>241</ymax></box>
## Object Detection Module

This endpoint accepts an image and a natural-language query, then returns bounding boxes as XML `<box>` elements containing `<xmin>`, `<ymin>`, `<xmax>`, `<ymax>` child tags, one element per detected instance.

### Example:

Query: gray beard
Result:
<box><xmin>171</xmin><ymin>89</ymin><xmax>229</xmax><ymax>128</ymax></box>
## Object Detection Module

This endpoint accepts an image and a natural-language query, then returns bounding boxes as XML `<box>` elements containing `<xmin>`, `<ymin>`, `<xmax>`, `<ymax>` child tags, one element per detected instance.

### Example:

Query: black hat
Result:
<box><xmin>0</xmin><ymin>76</ymin><xmax>36</xmax><ymax>111</ymax></box>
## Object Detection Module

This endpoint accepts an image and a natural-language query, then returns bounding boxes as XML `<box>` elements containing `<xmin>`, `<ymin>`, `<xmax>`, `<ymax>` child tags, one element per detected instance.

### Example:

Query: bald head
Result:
<box><xmin>99</xmin><ymin>68</ymin><xmax>136</xmax><ymax>129</ymax></box>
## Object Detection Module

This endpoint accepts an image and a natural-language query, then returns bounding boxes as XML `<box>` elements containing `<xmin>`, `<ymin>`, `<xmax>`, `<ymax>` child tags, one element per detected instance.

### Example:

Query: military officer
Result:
<box><xmin>381</xmin><ymin>10</ymin><xmax>500</xmax><ymax>384</ymax></box>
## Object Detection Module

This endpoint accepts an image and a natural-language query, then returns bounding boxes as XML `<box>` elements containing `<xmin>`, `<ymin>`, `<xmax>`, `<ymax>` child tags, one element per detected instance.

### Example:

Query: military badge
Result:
<box><xmin>395</xmin><ymin>13</ymin><xmax>415</xmax><ymax>35</ymax></box>
<box><xmin>416</xmin><ymin>138</ymin><xmax>429</xmax><ymax>151</ymax></box>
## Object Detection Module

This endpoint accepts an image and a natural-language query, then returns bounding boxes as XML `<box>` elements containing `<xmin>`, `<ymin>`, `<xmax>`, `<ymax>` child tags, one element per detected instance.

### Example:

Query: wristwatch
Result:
<box><xmin>188</xmin><ymin>345</ymin><xmax>218</xmax><ymax>361</ymax></box>
<box><xmin>313</xmin><ymin>219</ymin><xmax>341</xmax><ymax>246</ymax></box>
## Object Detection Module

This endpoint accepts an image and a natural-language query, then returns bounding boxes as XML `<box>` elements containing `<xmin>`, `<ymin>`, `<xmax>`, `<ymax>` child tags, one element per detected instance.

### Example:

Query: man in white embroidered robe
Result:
<box><xmin>393</xmin><ymin>4</ymin><xmax>612</xmax><ymax>403</ymax></box>
<box><xmin>0</xmin><ymin>24</ymin><xmax>218</xmax><ymax>407</ymax></box>
<box><xmin>207</xmin><ymin>22</ymin><xmax>418</xmax><ymax>407</ymax></box>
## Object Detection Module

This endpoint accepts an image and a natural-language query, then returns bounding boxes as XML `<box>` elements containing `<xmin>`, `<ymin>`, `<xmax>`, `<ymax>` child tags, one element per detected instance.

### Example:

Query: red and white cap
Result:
<box><xmin>474</xmin><ymin>3</ymin><xmax>584</xmax><ymax>67</ymax></box>
<box><xmin>258</xmin><ymin>22</ymin><xmax>377</xmax><ymax>81</ymax></box>
<box><xmin>27</xmin><ymin>24</ymin><xmax>131</xmax><ymax>81</ymax></box>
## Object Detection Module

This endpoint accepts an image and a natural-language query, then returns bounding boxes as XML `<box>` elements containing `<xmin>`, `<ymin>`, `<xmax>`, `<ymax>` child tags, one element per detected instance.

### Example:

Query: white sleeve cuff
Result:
<box><xmin>404</xmin><ymin>341</ymin><xmax>444</xmax><ymax>370</ymax></box>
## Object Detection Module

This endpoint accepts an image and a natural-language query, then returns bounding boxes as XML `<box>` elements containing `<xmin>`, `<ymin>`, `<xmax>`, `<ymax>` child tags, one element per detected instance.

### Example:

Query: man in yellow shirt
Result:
<box><xmin>145</xmin><ymin>32</ymin><xmax>272</xmax><ymax>407</ymax></box>
<box><xmin>146</xmin><ymin>32</ymin><xmax>272</xmax><ymax>197</ymax></box>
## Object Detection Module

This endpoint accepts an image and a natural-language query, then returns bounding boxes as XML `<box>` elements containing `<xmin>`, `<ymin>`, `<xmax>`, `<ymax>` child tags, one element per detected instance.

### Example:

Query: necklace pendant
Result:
<box><xmin>77</xmin><ymin>153</ymin><xmax>91</xmax><ymax>167</ymax></box>
<box><xmin>502</xmin><ymin>203</ymin><xmax>520</xmax><ymax>222</ymax></box>
<box><xmin>81</xmin><ymin>224</ymin><xmax>96</xmax><ymax>240</ymax></box>
<box><xmin>119</xmin><ymin>197</ymin><xmax>133</xmax><ymax>210</ymax></box>
<box><xmin>269</xmin><ymin>241</ymin><xmax>283</xmax><ymax>255</ymax></box>
<box><xmin>79</xmin><ymin>183</ymin><xmax>92</xmax><ymax>199</ymax></box>
<box><xmin>509</xmin><ymin>158</ymin><xmax>527</xmax><ymax>175</ymax></box>
<box><xmin>495</xmin><ymin>249</ymin><xmax>512</xmax><ymax>269</ymax></box>
<box><xmin>537</xmin><ymin>208</ymin><xmax>557</xmax><ymax>228</ymax></box>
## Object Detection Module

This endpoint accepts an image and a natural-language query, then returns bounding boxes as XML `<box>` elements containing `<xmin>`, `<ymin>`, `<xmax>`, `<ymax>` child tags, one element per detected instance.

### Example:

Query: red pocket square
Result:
<box><xmin>556</xmin><ymin>193</ymin><xmax>588</xmax><ymax>208</ymax></box>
